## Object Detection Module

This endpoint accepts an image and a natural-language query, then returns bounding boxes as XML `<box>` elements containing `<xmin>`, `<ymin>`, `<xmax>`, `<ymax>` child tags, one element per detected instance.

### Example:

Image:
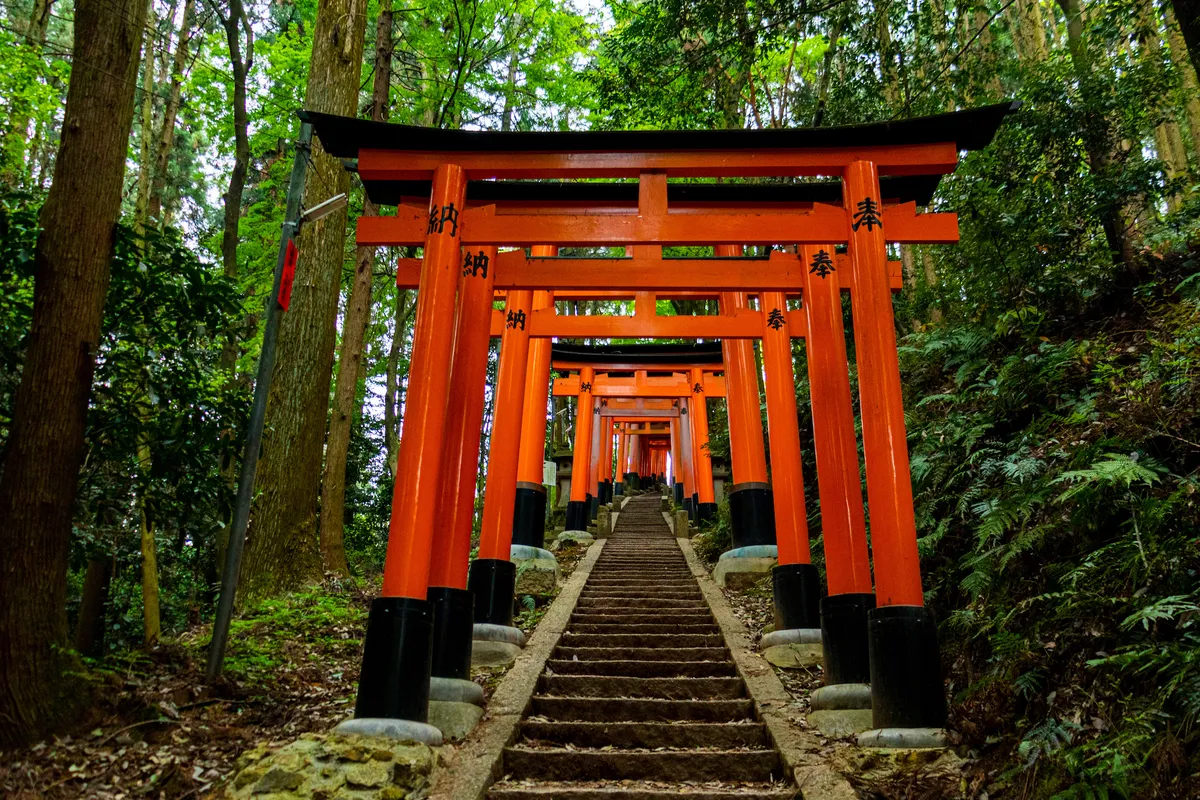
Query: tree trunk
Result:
<box><xmin>134</xmin><ymin>36</ymin><xmax>156</xmax><ymax>234</ymax></box>
<box><xmin>1169</xmin><ymin>0</ymin><xmax>1200</xmax><ymax>76</ymax></box>
<box><xmin>384</xmin><ymin>287</ymin><xmax>412</xmax><ymax>479</ymax></box>
<box><xmin>148</xmin><ymin>0</ymin><xmax>194</xmax><ymax>226</ymax></box>
<box><xmin>1057</xmin><ymin>0</ymin><xmax>1140</xmax><ymax>273</ymax></box>
<box><xmin>218</xmin><ymin>0</ymin><xmax>253</xmax><ymax>371</ymax></box>
<box><xmin>73</xmin><ymin>556</ymin><xmax>113</xmax><ymax>658</ymax></box>
<box><xmin>319</xmin><ymin>0</ymin><xmax>392</xmax><ymax>576</ymax></box>
<box><xmin>137</xmin><ymin>421</ymin><xmax>161</xmax><ymax>644</ymax></box>
<box><xmin>1011</xmin><ymin>0</ymin><xmax>1050</xmax><ymax>62</ymax></box>
<box><xmin>1164</xmin><ymin>1</ymin><xmax>1200</xmax><ymax>160</ymax></box>
<box><xmin>0</xmin><ymin>0</ymin><xmax>146</xmax><ymax>746</ymax></box>
<box><xmin>0</xmin><ymin>0</ymin><xmax>56</xmax><ymax>186</ymax></box>
<box><xmin>240</xmin><ymin>0</ymin><xmax>368</xmax><ymax>600</ymax></box>
<box><xmin>501</xmin><ymin>19</ymin><xmax>521</xmax><ymax>132</ymax></box>
<box><xmin>811</xmin><ymin>13</ymin><xmax>843</xmax><ymax>127</ymax></box>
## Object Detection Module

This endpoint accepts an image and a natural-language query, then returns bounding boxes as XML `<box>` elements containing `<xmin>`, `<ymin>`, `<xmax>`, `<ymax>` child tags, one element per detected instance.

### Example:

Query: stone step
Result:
<box><xmin>576</xmin><ymin>598</ymin><xmax>708</xmax><ymax>610</ymax></box>
<box><xmin>530</xmin><ymin>697</ymin><xmax>753</xmax><ymax>723</ymax></box>
<box><xmin>546</xmin><ymin>659</ymin><xmax>737</xmax><ymax>678</ymax></box>
<box><xmin>489</xmin><ymin>784</ymin><xmax>794</xmax><ymax>800</ymax></box>
<box><xmin>553</xmin><ymin>646</ymin><xmax>728</xmax><ymax>662</ymax></box>
<box><xmin>570</xmin><ymin>612</ymin><xmax>714</xmax><ymax>624</ymax></box>
<box><xmin>568</xmin><ymin>623</ymin><xmax>719</xmax><ymax>635</ymax></box>
<box><xmin>538</xmin><ymin>675</ymin><xmax>745</xmax><ymax>700</ymax></box>
<box><xmin>519</xmin><ymin>720</ymin><xmax>771</xmax><ymax>750</ymax></box>
<box><xmin>560</xmin><ymin>633</ymin><xmax>725</xmax><ymax>648</ymax></box>
<box><xmin>502</xmin><ymin>747</ymin><xmax>780</xmax><ymax>783</ymax></box>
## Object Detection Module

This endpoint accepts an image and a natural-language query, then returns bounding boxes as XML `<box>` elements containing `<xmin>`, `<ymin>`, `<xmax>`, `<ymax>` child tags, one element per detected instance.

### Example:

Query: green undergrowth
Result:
<box><xmin>200</xmin><ymin>582</ymin><xmax>371</xmax><ymax>687</ymax></box>
<box><xmin>902</xmin><ymin>263</ymin><xmax>1200</xmax><ymax>797</ymax></box>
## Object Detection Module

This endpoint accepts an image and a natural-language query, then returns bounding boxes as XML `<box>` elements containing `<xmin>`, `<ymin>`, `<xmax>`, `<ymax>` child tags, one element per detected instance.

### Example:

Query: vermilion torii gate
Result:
<box><xmin>547</xmin><ymin>344</ymin><xmax>726</xmax><ymax>526</ymax></box>
<box><xmin>304</xmin><ymin>102</ymin><xmax>1018</xmax><ymax>742</ymax></box>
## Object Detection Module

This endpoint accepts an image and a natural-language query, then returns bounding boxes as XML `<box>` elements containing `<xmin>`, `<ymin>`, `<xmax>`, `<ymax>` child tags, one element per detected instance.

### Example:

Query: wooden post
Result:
<box><xmin>469</xmin><ymin>288</ymin><xmax>533</xmax><ymax>627</ymax></box>
<box><xmin>513</xmin><ymin>258</ymin><xmax>556</xmax><ymax>548</ymax></box>
<box><xmin>688</xmin><ymin>369</ymin><xmax>717</xmax><ymax>521</ymax></box>
<box><xmin>717</xmin><ymin>256</ymin><xmax>775</xmax><ymax>550</ymax></box>
<box><xmin>356</xmin><ymin>163</ymin><xmax>465</xmax><ymax>725</ymax></box>
<box><xmin>614</xmin><ymin>423</ymin><xmax>628</xmax><ymax>495</ymax></box>
<box><xmin>801</xmin><ymin>242</ymin><xmax>876</xmax><ymax>687</ymax></box>
<box><xmin>427</xmin><ymin>244</ymin><xmax>497</xmax><ymax>681</ymax></box>
<box><xmin>565</xmin><ymin>368</ymin><xmax>595</xmax><ymax>530</ymax></box>
<box><xmin>845</xmin><ymin>159</ymin><xmax>945</xmax><ymax>729</ymax></box>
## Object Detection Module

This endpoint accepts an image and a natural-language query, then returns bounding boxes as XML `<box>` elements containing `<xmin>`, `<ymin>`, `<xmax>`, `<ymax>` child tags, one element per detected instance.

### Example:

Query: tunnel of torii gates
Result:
<box><xmin>302</xmin><ymin>101</ymin><xmax>1018</xmax><ymax>741</ymax></box>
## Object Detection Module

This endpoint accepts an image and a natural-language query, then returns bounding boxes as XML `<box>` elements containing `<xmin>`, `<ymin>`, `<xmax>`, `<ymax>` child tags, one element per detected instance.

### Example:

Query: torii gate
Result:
<box><xmin>551</xmin><ymin>359</ymin><xmax>728</xmax><ymax>523</ymax></box>
<box><xmin>304</xmin><ymin>101</ymin><xmax>1019</xmax><ymax>742</ymax></box>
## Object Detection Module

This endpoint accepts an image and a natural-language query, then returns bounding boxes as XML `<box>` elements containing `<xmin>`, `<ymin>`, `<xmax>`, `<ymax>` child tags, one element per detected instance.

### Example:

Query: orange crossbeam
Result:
<box><xmin>394</xmin><ymin>252</ymin><xmax>906</xmax><ymax>292</ymax></box>
<box><xmin>357</xmin><ymin>142</ymin><xmax>960</xmax><ymax>180</ymax></box>
<box><xmin>360</xmin><ymin>205</ymin><xmax>957</xmax><ymax>247</ymax></box>
<box><xmin>554</xmin><ymin>375</ymin><xmax>726</xmax><ymax>398</ymax></box>
<box><xmin>487</xmin><ymin>308</ymin><xmax>806</xmax><ymax>339</ymax></box>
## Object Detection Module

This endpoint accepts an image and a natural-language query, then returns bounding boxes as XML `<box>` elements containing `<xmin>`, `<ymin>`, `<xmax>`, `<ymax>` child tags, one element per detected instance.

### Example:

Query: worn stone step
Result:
<box><xmin>576</xmin><ymin>598</ymin><xmax>708</xmax><ymax>610</ymax></box>
<box><xmin>554</xmin><ymin>646</ymin><xmax>727</xmax><ymax>662</ymax></box>
<box><xmin>502</xmin><ymin>747</ymin><xmax>780</xmax><ymax>783</ymax></box>
<box><xmin>489</xmin><ymin>785</ymin><xmax>795</xmax><ymax>800</ymax></box>
<box><xmin>546</xmin><ymin>659</ymin><xmax>737</xmax><ymax>678</ymax></box>
<box><xmin>538</xmin><ymin>675</ymin><xmax>744</xmax><ymax>700</ymax></box>
<box><xmin>531</xmin><ymin>697</ymin><xmax>752</xmax><ymax>723</ymax></box>
<box><xmin>571</xmin><ymin>612</ymin><xmax>714</xmax><ymax>625</ymax></box>
<box><xmin>569</xmin><ymin>623</ymin><xmax>719</xmax><ymax>635</ymax></box>
<box><xmin>581</xmin><ymin>588</ymin><xmax>701</xmax><ymax>597</ymax></box>
<box><xmin>518</xmin><ymin>720</ymin><xmax>771</xmax><ymax>750</ymax></box>
<box><xmin>561</xmin><ymin>633</ymin><xmax>725</xmax><ymax>648</ymax></box>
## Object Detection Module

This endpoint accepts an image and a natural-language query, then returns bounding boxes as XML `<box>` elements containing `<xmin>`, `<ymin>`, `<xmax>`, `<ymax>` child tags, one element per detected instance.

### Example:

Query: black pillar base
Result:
<box><xmin>626</xmin><ymin>472</ymin><xmax>639</xmax><ymax>491</ymax></box>
<box><xmin>728</xmin><ymin>485</ymin><xmax>776</xmax><ymax>549</ymax></box>
<box><xmin>820</xmin><ymin>593</ymin><xmax>875</xmax><ymax>685</ymax></box>
<box><xmin>683</xmin><ymin>497</ymin><xmax>694</xmax><ymax>521</ymax></box>
<box><xmin>614</xmin><ymin>481</ymin><xmax>624</xmax><ymax>496</ymax></box>
<box><xmin>428</xmin><ymin>587</ymin><xmax>474</xmax><ymax>681</ymax></box>
<box><xmin>600</xmin><ymin>480</ymin><xmax>612</xmax><ymax>505</ymax></box>
<box><xmin>467</xmin><ymin>558</ymin><xmax>516</xmax><ymax>628</ymax></box>
<box><xmin>699</xmin><ymin>501</ymin><xmax>718</xmax><ymax>523</ymax></box>
<box><xmin>565</xmin><ymin>500</ymin><xmax>588</xmax><ymax>531</ymax></box>
<box><xmin>771</xmin><ymin>563</ymin><xmax>822</xmax><ymax>631</ymax></box>
<box><xmin>512</xmin><ymin>485</ymin><xmax>547</xmax><ymax>548</ymax></box>
<box><xmin>674</xmin><ymin>482</ymin><xmax>684</xmax><ymax>505</ymax></box>
<box><xmin>354</xmin><ymin>596</ymin><xmax>433</xmax><ymax>722</ymax></box>
<box><xmin>586</xmin><ymin>492</ymin><xmax>598</xmax><ymax>522</ymax></box>
<box><xmin>868</xmin><ymin>605</ymin><xmax>947</xmax><ymax>729</ymax></box>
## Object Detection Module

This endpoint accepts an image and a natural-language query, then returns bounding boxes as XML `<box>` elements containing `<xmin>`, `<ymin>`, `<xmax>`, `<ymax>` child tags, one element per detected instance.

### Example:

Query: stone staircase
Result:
<box><xmin>488</xmin><ymin>494</ymin><xmax>796</xmax><ymax>799</ymax></box>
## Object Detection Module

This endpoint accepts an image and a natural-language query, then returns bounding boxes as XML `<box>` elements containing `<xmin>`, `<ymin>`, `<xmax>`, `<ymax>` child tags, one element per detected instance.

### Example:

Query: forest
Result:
<box><xmin>0</xmin><ymin>0</ymin><xmax>1199</xmax><ymax>795</ymax></box>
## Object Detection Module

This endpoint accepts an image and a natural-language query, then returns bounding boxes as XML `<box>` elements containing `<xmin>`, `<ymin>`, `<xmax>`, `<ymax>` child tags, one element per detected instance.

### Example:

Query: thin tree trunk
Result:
<box><xmin>501</xmin><ymin>16</ymin><xmax>522</xmax><ymax>131</ymax></box>
<box><xmin>0</xmin><ymin>0</ymin><xmax>146</xmax><ymax>746</ymax></box>
<box><xmin>240</xmin><ymin>0</ymin><xmax>367</xmax><ymax>600</ymax></box>
<box><xmin>1164</xmin><ymin>1</ymin><xmax>1200</xmax><ymax>160</ymax></box>
<box><xmin>811</xmin><ymin>13</ymin><xmax>843</xmax><ymax>127</ymax></box>
<box><xmin>1169</xmin><ymin>0</ymin><xmax>1200</xmax><ymax>76</ymax></box>
<box><xmin>1010</xmin><ymin>0</ymin><xmax>1050</xmax><ymax>62</ymax></box>
<box><xmin>149</xmin><ymin>0</ymin><xmax>194</xmax><ymax>226</ymax></box>
<box><xmin>384</xmin><ymin>287</ymin><xmax>412</xmax><ymax>479</ymax></box>
<box><xmin>135</xmin><ymin>37</ymin><xmax>156</xmax><ymax>234</ymax></box>
<box><xmin>319</xmin><ymin>0</ymin><xmax>392</xmax><ymax>576</ymax></box>
<box><xmin>73</xmin><ymin>556</ymin><xmax>113</xmax><ymax>658</ymax></box>
<box><xmin>137</xmin><ymin>424</ymin><xmax>160</xmax><ymax>644</ymax></box>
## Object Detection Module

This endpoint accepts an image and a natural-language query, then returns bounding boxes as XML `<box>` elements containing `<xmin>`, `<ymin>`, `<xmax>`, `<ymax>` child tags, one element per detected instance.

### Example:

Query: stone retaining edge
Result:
<box><xmin>428</xmin><ymin>538</ymin><xmax>607</xmax><ymax>800</ymax></box>
<box><xmin>676</xmin><ymin>536</ymin><xmax>858</xmax><ymax>800</ymax></box>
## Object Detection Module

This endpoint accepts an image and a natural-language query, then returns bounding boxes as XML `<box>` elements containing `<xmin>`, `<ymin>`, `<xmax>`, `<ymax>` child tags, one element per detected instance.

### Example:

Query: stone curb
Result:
<box><xmin>719</xmin><ymin>544</ymin><xmax>780</xmax><ymax>561</ymax></box>
<box><xmin>472</xmin><ymin>623</ymin><xmax>526</xmax><ymax>647</ymax></box>
<box><xmin>428</xmin><ymin>538</ymin><xmax>607</xmax><ymax>800</ymax></box>
<box><xmin>677</xmin><ymin>537</ymin><xmax>858</xmax><ymax>800</ymax></box>
<box><xmin>761</xmin><ymin>627</ymin><xmax>822</xmax><ymax>649</ymax></box>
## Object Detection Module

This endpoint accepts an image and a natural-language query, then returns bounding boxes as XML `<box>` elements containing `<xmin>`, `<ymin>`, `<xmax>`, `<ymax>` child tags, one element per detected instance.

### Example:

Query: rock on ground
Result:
<box><xmin>224</xmin><ymin>732</ymin><xmax>436</xmax><ymax>799</ymax></box>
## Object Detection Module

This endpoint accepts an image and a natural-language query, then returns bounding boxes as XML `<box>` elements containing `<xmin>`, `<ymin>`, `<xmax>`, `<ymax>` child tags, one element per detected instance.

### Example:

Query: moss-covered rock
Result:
<box><xmin>223</xmin><ymin>732</ymin><xmax>436</xmax><ymax>799</ymax></box>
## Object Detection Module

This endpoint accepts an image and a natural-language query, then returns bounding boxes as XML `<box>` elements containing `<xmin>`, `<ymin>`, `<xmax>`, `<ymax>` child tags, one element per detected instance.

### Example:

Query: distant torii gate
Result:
<box><xmin>304</xmin><ymin>101</ymin><xmax>1019</xmax><ymax>742</ymax></box>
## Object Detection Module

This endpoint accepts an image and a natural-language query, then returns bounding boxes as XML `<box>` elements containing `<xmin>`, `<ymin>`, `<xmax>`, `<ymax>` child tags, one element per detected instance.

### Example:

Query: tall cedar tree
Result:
<box><xmin>0</xmin><ymin>0</ymin><xmax>147</xmax><ymax>744</ymax></box>
<box><xmin>319</xmin><ymin>0</ymin><xmax>393</xmax><ymax>576</ymax></box>
<box><xmin>238</xmin><ymin>0</ymin><xmax>368</xmax><ymax>598</ymax></box>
